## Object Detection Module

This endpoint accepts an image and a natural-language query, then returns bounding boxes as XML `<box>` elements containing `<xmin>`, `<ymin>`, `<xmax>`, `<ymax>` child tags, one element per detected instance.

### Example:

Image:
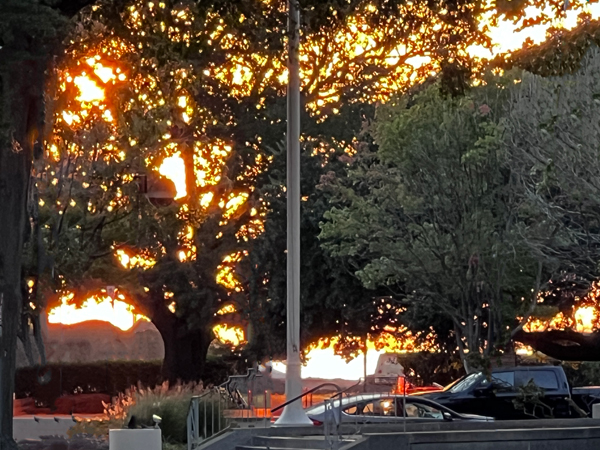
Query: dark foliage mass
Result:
<box><xmin>14</xmin><ymin>359</ymin><xmax>229</xmax><ymax>408</ymax></box>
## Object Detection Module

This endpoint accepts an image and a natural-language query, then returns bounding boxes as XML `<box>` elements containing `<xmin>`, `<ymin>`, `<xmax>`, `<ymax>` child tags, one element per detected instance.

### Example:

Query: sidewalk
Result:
<box><xmin>14</xmin><ymin>415</ymin><xmax>102</xmax><ymax>441</ymax></box>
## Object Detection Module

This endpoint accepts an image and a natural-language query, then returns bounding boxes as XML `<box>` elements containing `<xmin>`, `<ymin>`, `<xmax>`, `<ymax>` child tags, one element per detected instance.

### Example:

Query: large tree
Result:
<box><xmin>320</xmin><ymin>47</ymin><xmax>600</xmax><ymax>371</ymax></box>
<box><xmin>36</xmin><ymin>0</ymin><xmax>523</xmax><ymax>383</ymax></box>
<box><xmin>319</xmin><ymin>81</ymin><xmax>534</xmax><ymax>372</ymax></box>
<box><xmin>505</xmin><ymin>46</ymin><xmax>600</xmax><ymax>358</ymax></box>
<box><xmin>239</xmin><ymin>102</ymin><xmax>442</xmax><ymax>366</ymax></box>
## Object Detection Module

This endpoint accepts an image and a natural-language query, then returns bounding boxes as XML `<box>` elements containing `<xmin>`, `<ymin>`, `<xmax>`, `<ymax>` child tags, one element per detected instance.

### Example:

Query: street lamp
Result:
<box><xmin>274</xmin><ymin>0</ymin><xmax>313</xmax><ymax>427</ymax></box>
<box><xmin>136</xmin><ymin>173</ymin><xmax>177</xmax><ymax>207</ymax></box>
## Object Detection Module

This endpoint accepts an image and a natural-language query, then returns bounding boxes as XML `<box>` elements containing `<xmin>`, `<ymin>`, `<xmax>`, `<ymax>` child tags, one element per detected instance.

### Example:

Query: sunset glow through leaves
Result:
<box><xmin>43</xmin><ymin>0</ymin><xmax>600</xmax><ymax>380</ymax></box>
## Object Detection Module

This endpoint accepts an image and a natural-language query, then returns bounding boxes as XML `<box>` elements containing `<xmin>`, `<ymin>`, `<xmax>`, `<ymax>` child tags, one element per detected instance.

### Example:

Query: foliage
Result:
<box><xmin>5</xmin><ymin>0</ymin><xmax>575</xmax><ymax>445</ymax></box>
<box><xmin>162</xmin><ymin>444</ymin><xmax>187</xmax><ymax>450</ymax></box>
<box><xmin>562</xmin><ymin>362</ymin><xmax>600</xmax><ymax>386</ymax></box>
<box><xmin>32</xmin><ymin>0</ymin><xmax>533</xmax><ymax>381</ymax></box>
<box><xmin>321</xmin><ymin>45</ymin><xmax>600</xmax><ymax>369</ymax></box>
<box><xmin>67</xmin><ymin>417</ymin><xmax>126</xmax><ymax>440</ymax></box>
<box><xmin>513</xmin><ymin>379</ymin><xmax>554</xmax><ymax>418</ymax></box>
<box><xmin>319</xmin><ymin>80</ymin><xmax>537</xmax><ymax>371</ymax></box>
<box><xmin>399</xmin><ymin>352</ymin><xmax>463</xmax><ymax>387</ymax></box>
<box><xmin>238</xmin><ymin>116</ymin><xmax>394</xmax><ymax>362</ymax></box>
<box><xmin>508</xmin><ymin>19</ymin><xmax>600</xmax><ymax>76</ymax></box>
<box><xmin>1</xmin><ymin>2</ymin><xmax>97</xmax><ymax>445</ymax></box>
<box><xmin>504</xmin><ymin>46</ymin><xmax>600</xmax><ymax>288</ymax></box>
<box><xmin>15</xmin><ymin>359</ymin><xmax>230</xmax><ymax>408</ymax></box>
<box><xmin>67</xmin><ymin>382</ymin><xmax>209</xmax><ymax>444</ymax></box>
<box><xmin>125</xmin><ymin>382</ymin><xmax>208</xmax><ymax>444</ymax></box>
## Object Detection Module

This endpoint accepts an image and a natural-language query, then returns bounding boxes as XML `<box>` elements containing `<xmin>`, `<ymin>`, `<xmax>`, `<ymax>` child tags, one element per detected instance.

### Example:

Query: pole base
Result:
<box><xmin>273</xmin><ymin>402</ymin><xmax>314</xmax><ymax>427</ymax></box>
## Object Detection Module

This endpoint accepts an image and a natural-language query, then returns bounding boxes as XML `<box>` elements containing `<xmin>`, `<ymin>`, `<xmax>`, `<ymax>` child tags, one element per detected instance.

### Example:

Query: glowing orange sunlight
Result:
<box><xmin>213</xmin><ymin>325</ymin><xmax>246</xmax><ymax>346</ymax></box>
<box><xmin>158</xmin><ymin>153</ymin><xmax>187</xmax><ymax>199</ymax></box>
<box><xmin>73</xmin><ymin>76</ymin><xmax>105</xmax><ymax>103</ymax></box>
<box><xmin>48</xmin><ymin>293</ymin><xmax>148</xmax><ymax>331</ymax></box>
<box><xmin>524</xmin><ymin>282</ymin><xmax>600</xmax><ymax>335</ymax></box>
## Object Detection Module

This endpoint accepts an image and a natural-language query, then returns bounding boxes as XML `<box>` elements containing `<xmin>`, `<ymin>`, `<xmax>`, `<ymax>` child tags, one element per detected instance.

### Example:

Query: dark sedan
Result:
<box><xmin>304</xmin><ymin>393</ymin><xmax>493</xmax><ymax>425</ymax></box>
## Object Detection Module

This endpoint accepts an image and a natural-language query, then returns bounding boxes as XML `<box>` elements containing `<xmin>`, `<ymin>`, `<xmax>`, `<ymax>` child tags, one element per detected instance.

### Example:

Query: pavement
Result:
<box><xmin>13</xmin><ymin>415</ymin><xmax>102</xmax><ymax>441</ymax></box>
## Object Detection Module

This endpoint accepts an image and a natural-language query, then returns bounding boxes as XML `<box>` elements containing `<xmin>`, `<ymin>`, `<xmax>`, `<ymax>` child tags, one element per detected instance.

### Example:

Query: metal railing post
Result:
<box><xmin>403</xmin><ymin>375</ymin><xmax>407</xmax><ymax>434</ymax></box>
<box><xmin>203</xmin><ymin>396</ymin><xmax>207</xmax><ymax>438</ymax></box>
<box><xmin>187</xmin><ymin>399</ymin><xmax>193</xmax><ymax>450</ymax></box>
<box><xmin>324</xmin><ymin>399</ymin><xmax>331</xmax><ymax>442</ymax></box>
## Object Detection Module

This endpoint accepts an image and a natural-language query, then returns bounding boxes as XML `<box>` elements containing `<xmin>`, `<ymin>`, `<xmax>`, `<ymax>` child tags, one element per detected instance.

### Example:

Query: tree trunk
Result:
<box><xmin>0</xmin><ymin>145</ymin><xmax>28</xmax><ymax>450</ymax></box>
<box><xmin>151</xmin><ymin>309</ymin><xmax>214</xmax><ymax>384</ymax></box>
<box><xmin>0</xmin><ymin>3</ymin><xmax>106</xmax><ymax>447</ymax></box>
<box><xmin>0</xmin><ymin>31</ymin><xmax>49</xmax><ymax>450</ymax></box>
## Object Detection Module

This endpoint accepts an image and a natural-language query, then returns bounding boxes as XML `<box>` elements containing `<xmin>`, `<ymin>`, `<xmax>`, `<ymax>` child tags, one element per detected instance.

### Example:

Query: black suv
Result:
<box><xmin>417</xmin><ymin>366</ymin><xmax>576</xmax><ymax>420</ymax></box>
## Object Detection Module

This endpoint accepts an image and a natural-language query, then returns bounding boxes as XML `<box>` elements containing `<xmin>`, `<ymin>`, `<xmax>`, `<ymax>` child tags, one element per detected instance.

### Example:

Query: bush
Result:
<box><xmin>562</xmin><ymin>362</ymin><xmax>600</xmax><ymax>387</ymax></box>
<box><xmin>67</xmin><ymin>417</ymin><xmax>126</xmax><ymax>440</ymax></box>
<box><xmin>125</xmin><ymin>382</ymin><xmax>215</xmax><ymax>444</ymax></box>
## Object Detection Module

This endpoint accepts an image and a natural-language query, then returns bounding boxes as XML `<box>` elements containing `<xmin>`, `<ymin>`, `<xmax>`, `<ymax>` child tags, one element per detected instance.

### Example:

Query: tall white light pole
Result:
<box><xmin>274</xmin><ymin>0</ymin><xmax>313</xmax><ymax>427</ymax></box>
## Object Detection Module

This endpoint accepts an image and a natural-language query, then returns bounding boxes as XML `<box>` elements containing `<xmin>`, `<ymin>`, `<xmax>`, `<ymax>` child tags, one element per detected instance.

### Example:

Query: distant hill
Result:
<box><xmin>16</xmin><ymin>316</ymin><xmax>164</xmax><ymax>367</ymax></box>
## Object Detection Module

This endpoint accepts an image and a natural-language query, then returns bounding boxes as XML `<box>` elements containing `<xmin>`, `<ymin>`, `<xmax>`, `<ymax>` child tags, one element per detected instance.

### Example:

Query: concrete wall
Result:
<box><xmin>199</xmin><ymin>420</ymin><xmax>600</xmax><ymax>450</ymax></box>
<box><xmin>354</xmin><ymin>425</ymin><xmax>600</xmax><ymax>450</ymax></box>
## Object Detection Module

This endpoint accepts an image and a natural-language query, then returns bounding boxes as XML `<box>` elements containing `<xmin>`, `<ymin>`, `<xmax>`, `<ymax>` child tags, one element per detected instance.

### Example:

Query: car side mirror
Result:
<box><xmin>443</xmin><ymin>412</ymin><xmax>453</xmax><ymax>421</ymax></box>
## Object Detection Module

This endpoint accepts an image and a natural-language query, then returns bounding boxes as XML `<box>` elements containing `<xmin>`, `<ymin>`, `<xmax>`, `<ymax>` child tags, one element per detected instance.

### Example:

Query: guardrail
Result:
<box><xmin>187</xmin><ymin>372</ymin><xmax>414</xmax><ymax>449</ymax></box>
<box><xmin>187</xmin><ymin>368</ymin><xmax>266</xmax><ymax>450</ymax></box>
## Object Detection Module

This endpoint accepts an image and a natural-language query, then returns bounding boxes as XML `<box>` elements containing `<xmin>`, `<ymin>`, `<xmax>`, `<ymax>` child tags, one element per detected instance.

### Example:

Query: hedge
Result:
<box><xmin>15</xmin><ymin>358</ymin><xmax>231</xmax><ymax>408</ymax></box>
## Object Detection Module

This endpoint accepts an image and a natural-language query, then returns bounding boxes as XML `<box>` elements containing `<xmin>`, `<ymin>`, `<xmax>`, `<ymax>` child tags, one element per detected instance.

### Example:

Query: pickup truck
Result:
<box><xmin>417</xmin><ymin>365</ymin><xmax>600</xmax><ymax>420</ymax></box>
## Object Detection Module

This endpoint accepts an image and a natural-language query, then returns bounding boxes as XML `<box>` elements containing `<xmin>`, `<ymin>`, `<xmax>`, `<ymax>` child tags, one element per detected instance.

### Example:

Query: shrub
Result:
<box><xmin>125</xmin><ymin>382</ymin><xmax>214</xmax><ymax>444</ymax></box>
<box><xmin>65</xmin><ymin>381</ymin><xmax>223</xmax><ymax>445</ymax></box>
<box><xmin>67</xmin><ymin>417</ymin><xmax>126</xmax><ymax>440</ymax></box>
<box><xmin>562</xmin><ymin>362</ymin><xmax>600</xmax><ymax>387</ymax></box>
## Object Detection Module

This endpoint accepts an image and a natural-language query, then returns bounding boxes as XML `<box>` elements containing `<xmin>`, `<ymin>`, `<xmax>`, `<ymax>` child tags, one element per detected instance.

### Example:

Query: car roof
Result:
<box><xmin>308</xmin><ymin>393</ymin><xmax>445</xmax><ymax>407</ymax></box>
<box><xmin>492</xmin><ymin>366</ymin><xmax>558</xmax><ymax>372</ymax></box>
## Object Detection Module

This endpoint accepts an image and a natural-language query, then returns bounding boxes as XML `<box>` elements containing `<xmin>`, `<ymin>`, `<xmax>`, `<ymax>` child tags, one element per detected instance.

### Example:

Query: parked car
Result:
<box><xmin>304</xmin><ymin>393</ymin><xmax>493</xmax><ymax>425</ymax></box>
<box><xmin>417</xmin><ymin>365</ymin><xmax>600</xmax><ymax>420</ymax></box>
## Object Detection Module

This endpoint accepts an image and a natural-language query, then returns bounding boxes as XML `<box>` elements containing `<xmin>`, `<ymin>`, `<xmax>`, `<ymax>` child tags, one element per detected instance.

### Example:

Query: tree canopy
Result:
<box><xmin>31</xmin><ymin>0</ymin><xmax>539</xmax><ymax>382</ymax></box>
<box><xmin>320</xmin><ymin>45</ymin><xmax>600</xmax><ymax>370</ymax></box>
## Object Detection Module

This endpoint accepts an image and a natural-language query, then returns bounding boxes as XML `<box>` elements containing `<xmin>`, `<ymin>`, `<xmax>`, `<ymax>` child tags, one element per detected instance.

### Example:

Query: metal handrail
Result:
<box><xmin>271</xmin><ymin>382</ymin><xmax>343</xmax><ymax>414</ymax></box>
<box><xmin>187</xmin><ymin>367</ymin><xmax>265</xmax><ymax>450</ymax></box>
<box><xmin>327</xmin><ymin>378</ymin><xmax>365</xmax><ymax>402</ymax></box>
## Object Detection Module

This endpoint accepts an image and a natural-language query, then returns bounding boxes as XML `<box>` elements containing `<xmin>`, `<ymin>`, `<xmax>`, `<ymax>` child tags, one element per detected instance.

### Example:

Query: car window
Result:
<box><xmin>479</xmin><ymin>371</ymin><xmax>515</xmax><ymax>391</ymax></box>
<box><xmin>306</xmin><ymin>395</ymin><xmax>361</xmax><ymax>416</ymax></box>
<box><xmin>380</xmin><ymin>398</ymin><xmax>397</xmax><ymax>416</ymax></box>
<box><xmin>447</xmin><ymin>373</ymin><xmax>482</xmax><ymax>393</ymax></box>
<box><xmin>344</xmin><ymin>405</ymin><xmax>358</xmax><ymax>415</ymax></box>
<box><xmin>492</xmin><ymin>371</ymin><xmax>515</xmax><ymax>387</ymax></box>
<box><xmin>516</xmin><ymin>370</ymin><xmax>559</xmax><ymax>390</ymax></box>
<box><xmin>359</xmin><ymin>398</ymin><xmax>397</xmax><ymax>416</ymax></box>
<box><xmin>404</xmin><ymin>402</ymin><xmax>443</xmax><ymax>419</ymax></box>
<box><xmin>360</xmin><ymin>401</ymin><xmax>377</xmax><ymax>415</ymax></box>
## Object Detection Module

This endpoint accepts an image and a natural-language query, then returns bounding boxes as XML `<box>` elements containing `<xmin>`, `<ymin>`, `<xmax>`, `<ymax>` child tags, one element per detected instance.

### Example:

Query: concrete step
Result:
<box><xmin>237</xmin><ymin>447</ymin><xmax>311</xmax><ymax>450</ymax></box>
<box><xmin>240</xmin><ymin>435</ymin><xmax>355</xmax><ymax>449</ymax></box>
<box><xmin>237</xmin><ymin>447</ymin><xmax>317</xmax><ymax>450</ymax></box>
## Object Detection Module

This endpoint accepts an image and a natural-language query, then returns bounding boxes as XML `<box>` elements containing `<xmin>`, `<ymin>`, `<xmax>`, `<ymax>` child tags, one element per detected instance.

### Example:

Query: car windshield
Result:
<box><xmin>446</xmin><ymin>372</ymin><xmax>483</xmax><ymax>393</ymax></box>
